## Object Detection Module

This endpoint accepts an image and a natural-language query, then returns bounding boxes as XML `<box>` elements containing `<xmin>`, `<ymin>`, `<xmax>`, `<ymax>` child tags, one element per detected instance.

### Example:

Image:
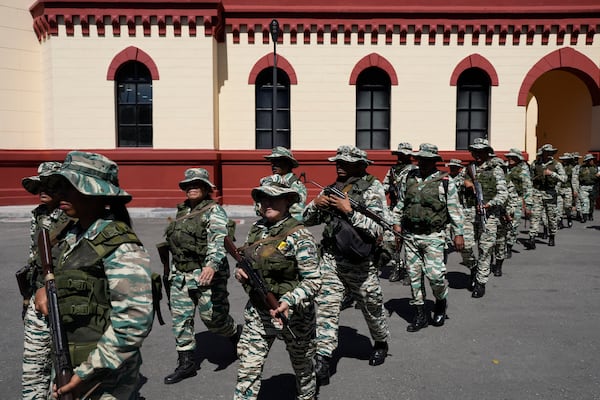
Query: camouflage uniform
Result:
<box><xmin>528</xmin><ymin>144</ymin><xmax>567</xmax><ymax>242</ymax></box>
<box><xmin>303</xmin><ymin>146</ymin><xmax>390</xmax><ymax>370</ymax></box>
<box><xmin>393</xmin><ymin>144</ymin><xmax>463</xmax><ymax>331</ymax></box>
<box><xmin>42</xmin><ymin>151</ymin><xmax>154</xmax><ymax>399</ymax></box>
<box><xmin>557</xmin><ymin>153</ymin><xmax>574</xmax><ymax>227</ymax></box>
<box><xmin>447</xmin><ymin>160</ymin><xmax>477</xmax><ymax>268</ymax></box>
<box><xmin>489</xmin><ymin>158</ymin><xmax>511</xmax><ymax>273</ymax></box>
<box><xmin>572</xmin><ymin>154</ymin><xmax>599</xmax><ymax>221</ymax></box>
<box><xmin>505</xmin><ymin>149</ymin><xmax>533</xmax><ymax>250</ymax></box>
<box><xmin>165</xmin><ymin>199</ymin><xmax>238</xmax><ymax>352</ymax></box>
<box><xmin>234</xmin><ymin>211</ymin><xmax>321</xmax><ymax>400</ymax></box>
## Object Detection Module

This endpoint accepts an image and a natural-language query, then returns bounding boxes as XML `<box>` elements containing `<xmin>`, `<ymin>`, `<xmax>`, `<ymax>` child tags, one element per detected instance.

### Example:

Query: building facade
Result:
<box><xmin>1</xmin><ymin>0</ymin><xmax>599</xmax><ymax>206</ymax></box>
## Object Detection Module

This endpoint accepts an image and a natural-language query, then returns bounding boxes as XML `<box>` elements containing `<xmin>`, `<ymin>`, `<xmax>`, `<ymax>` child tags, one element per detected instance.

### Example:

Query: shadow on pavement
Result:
<box><xmin>383</xmin><ymin>297</ymin><xmax>412</xmax><ymax>322</ymax></box>
<box><xmin>194</xmin><ymin>331</ymin><xmax>238</xmax><ymax>371</ymax></box>
<box><xmin>447</xmin><ymin>271</ymin><xmax>472</xmax><ymax>290</ymax></box>
<box><xmin>258</xmin><ymin>373</ymin><xmax>297</xmax><ymax>399</ymax></box>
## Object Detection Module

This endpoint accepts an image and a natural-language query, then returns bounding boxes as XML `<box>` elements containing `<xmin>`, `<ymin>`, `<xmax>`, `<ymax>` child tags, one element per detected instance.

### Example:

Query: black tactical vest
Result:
<box><xmin>402</xmin><ymin>170</ymin><xmax>448</xmax><ymax>234</ymax></box>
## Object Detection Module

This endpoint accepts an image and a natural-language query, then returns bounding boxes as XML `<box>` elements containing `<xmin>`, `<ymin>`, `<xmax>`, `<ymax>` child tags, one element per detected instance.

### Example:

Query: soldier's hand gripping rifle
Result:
<box><xmin>466</xmin><ymin>163</ymin><xmax>487</xmax><ymax>232</ymax></box>
<box><xmin>224</xmin><ymin>236</ymin><xmax>297</xmax><ymax>340</ymax></box>
<box><xmin>38</xmin><ymin>229</ymin><xmax>75</xmax><ymax>400</ymax></box>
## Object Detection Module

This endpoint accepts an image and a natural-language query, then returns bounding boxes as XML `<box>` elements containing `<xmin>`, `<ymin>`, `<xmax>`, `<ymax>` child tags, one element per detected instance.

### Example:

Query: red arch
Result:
<box><xmin>349</xmin><ymin>53</ymin><xmax>398</xmax><ymax>85</ymax></box>
<box><xmin>450</xmin><ymin>54</ymin><xmax>499</xmax><ymax>86</ymax></box>
<box><xmin>106</xmin><ymin>46</ymin><xmax>160</xmax><ymax>80</ymax></box>
<box><xmin>517</xmin><ymin>47</ymin><xmax>600</xmax><ymax>106</ymax></box>
<box><xmin>248</xmin><ymin>53</ymin><xmax>297</xmax><ymax>84</ymax></box>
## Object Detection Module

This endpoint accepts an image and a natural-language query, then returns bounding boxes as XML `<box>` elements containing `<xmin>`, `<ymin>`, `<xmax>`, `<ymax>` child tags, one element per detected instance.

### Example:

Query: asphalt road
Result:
<box><xmin>1</xmin><ymin>214</ymin><xmax>599</xmax><ymax>400</ymax></box>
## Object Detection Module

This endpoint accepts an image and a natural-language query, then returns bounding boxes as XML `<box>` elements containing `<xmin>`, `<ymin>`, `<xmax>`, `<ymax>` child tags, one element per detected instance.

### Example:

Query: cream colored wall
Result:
<box><xmin>0</xmin><ymin>0</ymin><xmax>42</xmax><ymax>149</ymax></box>
<box><xmin>40</xmin><ymin>22</ymin><xmax>215</xmax><ymax>149</ymax></box>
<box><xmin>217</xmin><ymin>29</ymin><xmax>597</xmax><ymax>152</ymax></box>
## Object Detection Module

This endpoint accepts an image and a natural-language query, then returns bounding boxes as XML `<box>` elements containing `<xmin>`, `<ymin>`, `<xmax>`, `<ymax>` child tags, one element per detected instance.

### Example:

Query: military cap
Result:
<box><xmin>179</xmin><ymin>168</ymin><xmax>216</xmax><ymax>190</ymax></box>
<box><xmin>22</xmin><ymin>161</ymin><xmax>62</xmax><ymax>194</ymax></box>
<box><xmin>391</xmin><ymin>142</ymin><xmax>413</xmax><ymax>155</ymax></box>
<box><xmin>412</xmin><ymin>143</ymin><xmax>442</xmax><ymax>161</ymax></box>
<box><xmin>264</xmin><ymin>146</ymin><xmax>299</xmax><ymax>168</ymax></box>
<box><xmin>328</xmin><ymin>145</ymin><xmax>373</xmax><ymax>164</ymax></box>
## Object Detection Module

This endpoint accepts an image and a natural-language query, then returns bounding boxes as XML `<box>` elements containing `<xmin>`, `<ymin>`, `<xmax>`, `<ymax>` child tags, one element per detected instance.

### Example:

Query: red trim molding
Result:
<box><xmin>517</xmin><ymin>47</ymin><xmax>600</xmax><ymax>106</ymax></box>
<box><xmin>450</xmin><ymin>54</ymin><xmax>499</xmax><ymax>86</ymax></box>
<box><xmin>106</xmin><ymin>46</ymin><xmax>160</xmax><ymax>80</ymax></box>
<box><xmin>248</xmin><ymin>53</ymin><xmax>298</xmax><ymax>84</ymax></box>
<box><xmin>349</xmin><ymin>53</ymin><xmax>399</xmax><ymax>85</ymax></box>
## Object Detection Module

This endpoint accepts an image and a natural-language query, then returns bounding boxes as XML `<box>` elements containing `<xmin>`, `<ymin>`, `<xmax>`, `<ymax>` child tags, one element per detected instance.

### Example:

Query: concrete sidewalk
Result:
<box><xmin>0</xmin><ymin>205</ymin><xmax>257</xmax><ymax>219</ymax></box>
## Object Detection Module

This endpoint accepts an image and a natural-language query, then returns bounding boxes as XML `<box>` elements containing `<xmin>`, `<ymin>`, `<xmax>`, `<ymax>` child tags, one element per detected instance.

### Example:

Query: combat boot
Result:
<box><xmin>548</xmin><ymin>235</ymin><xmax>555</xmax><ymax>247</ymax></box>
<box><xmin>493</xmin><ymin>260</ymin><xmax>503</xmax><ymax>276</ymax></box>
<box><xmin>388</xmin><ymin>263</ymin><xmax>402</xmax><ymax>282</ymax></box>
<box><xmin>589</xmin><ymin>213</ymin><xmax>594</xmax><ymax>221</ymax></box>
<box><xmin>540</xmin><ymin>227</ymin><xmax>548</xmax><ymax>240</ymax></box>
<box><xmin>315</xmin><ymin>354</ymin><xmax>331</xmax><ymax>386</ymax></box>
<box><xmin>567</xmin><ymin>214</ymin><xmax>573</xmax><ymax>228</ymax></box>
<box><xmin>369</xmin><ymin>341</ymin><xmax>388</xmax><ymax>366</ymax></box>
<box><xmin>581</xmin><ymin>214</ymin><xmax>587</xmax><ymax>223</ymax></box>
<box><xmin>406</xmin><ymin>305</ymin><xmax>429</xmax><ymax>332</ymax></box>
<box><xmin>506</xmin><ymin>245</ymin><xmax>512</xmax><ymax>259</ymax></box>
<box><xmin>468</xmin><ymin>265</ymin><xmax>477</xmax><ymax>291</ymax></box>
<box><xmin>523</xmin><ymin>236</ymin><xmax>536</xmax><ymax>250</ymax></box>
<box><xmin>431</xmin><ymin>298</ymin><xmax>447</xmax><ymax>327</ymax></box>
<box><xmin>558</xmin><ymin>219</ymin><xmax>564</xmax><ymax>229</ymax></box>
<box><xmin>340</xmin><ymin>293</ymin><xmax>355</xmax><ymax>311</ymax></box>
<box><xmin>472</xmin><ymin>282</ymin><xmax>486</xmax><ymax>298</ymax></box>
<box><xmin>164</xmin><ymin>350</ymin><xmax>197</xmax><ymax>384</ymax></box>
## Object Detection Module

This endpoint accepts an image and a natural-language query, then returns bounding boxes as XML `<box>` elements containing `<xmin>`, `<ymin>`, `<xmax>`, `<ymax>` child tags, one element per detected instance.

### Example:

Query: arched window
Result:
<box><xmin>255</xmin><ymin>68</ymin><xmax>290</xmax><ymax>149</ymax></box>
<box><xmin>356</xmin><ymin>67</ymin><xmax>391</xmax><ymax>150</ymax></box>
<box><xmin>456</xmin><ymin>68</ymin><xmax>490</xmax><ymax>149</ymax></box>
<box><xmin>115</xmin><ymin>61</ymin><xmax>153</xmax><ymax>147</ymax></box>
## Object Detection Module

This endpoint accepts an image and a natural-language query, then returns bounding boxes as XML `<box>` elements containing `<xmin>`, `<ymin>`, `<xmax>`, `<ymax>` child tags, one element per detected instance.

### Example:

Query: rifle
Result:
<box><xmin>16</xmin><ymin>265</ymin><xmax>35</xmax><ymax>320</ymax></box>
<box><xmin>223</xmin><ymin>236</ymin><xmax>297</xmax><ymax>340</ymax></box>
<box><xmin>156</xmin><ymin>242</ymin><xmax>171</xmax><ymax>309</ymax></box>
<box><xmin>466</xmin><ymin>163</ymin><xmax>487</xmax><ymax>232</ymax></box>
<box><xmin>38</xmin><ymin>229</ymin><xmax>75</xmax><ymax>400</ymax></box>
<box><xmin>303</xmin><ymin>177</ymin><xmax>401</xmax><ymax>239</ymax></box>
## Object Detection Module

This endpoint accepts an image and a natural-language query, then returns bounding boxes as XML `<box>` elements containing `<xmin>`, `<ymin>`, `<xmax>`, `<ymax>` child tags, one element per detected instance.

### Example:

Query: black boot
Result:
<box><xmin>494</xmin><ymin>260</ymin><xmax>503</xmax><ymax>277</ymax></box>
<box><xmin>548</xmin><ymin>235</ymin><xmax>555</xmax><ymax>247</ymax></box>
<box><xmin>506</xmin><ymin>245</ymin><xmax>512</xmax><ymax>259</ymax></box>
<box><xmin>567</xmin><ymin>214</ymin><xmax>573</xmax><ymax>228</ymax></box>
<box><xmin>589</xmin><ymin>213</ymin><xmax>594</xmax><ymax>221</ymax></box>
<box><xmin>388</xmin><ymin>263</ymin><xmax>402</xmax><ymax>282</ymax></box>
<box><xmin>369</xmin><ymin>341</ymin><xmax>388</xmax><ymax>366</ymax></box>
<box><xmin>406</xmin><ymin>305</ymin><xmax>429</xmax><ymax>332</ymax></box>
<box><xmin>540</xmin><ymin>227</ymin><xmax>548</xmax><ymax>240</ymax></box>
<box><xmin>581</xmin><ymin>214</ymin><xmax>587</xmax><ymax>223</ymax></box>
<box><xmin>558</xmin><ymin>219</ymin><xmax>564</xmax><ymax>229</ymax></box>
<box><xmin>164</xmin><ymin>350</ymin><xmax>197</xmax><ymax>384</ymax></box>
<box><xmin>468</xmin><ymin>266</ymin><xmax>477</xmax><ymax>291</ymax></box>
<box><xmin>315</xmin><ymin>354</ymin><xmax>331</xmax><ymax>386</ymax></box>
<box><xmin>431</xmin><ymin>299</ymin><xmax>447</xmax><ymax>327</ymax></box>
<box><xmin>472</xmin><ymin>282</ymin><xmax>486</xmax><ymax>298</ymax></box>
<box><xmin>523</xmin><ymin>236</ymin><xmax>536</xmax><ymax>250</ymax></box>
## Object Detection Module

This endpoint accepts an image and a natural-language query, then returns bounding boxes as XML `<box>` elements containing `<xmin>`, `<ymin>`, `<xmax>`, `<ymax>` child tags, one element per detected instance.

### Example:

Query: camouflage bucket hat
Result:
<box><xmin>540</xmin><ymin>143</ymin><xmax>558</xmax><ymax>153</ymax></box>
<box><xmin>328</xmin><ymin>145</ymin><xmax>373</xmax><ymax>164</ymax></box>
<box><xmin>48</xmin><ymin>151</ymin><xmax>131</xmax><ymax>202</ymax></box>
<box><xmin>583</xmin><ymin>153</ymin><xmax>595</xmax><ymax>162</ymax></box>
<box><xmin>251</xmin><ymin>176</ymin><xmax>300</xmax><ymax>204</ymax></box>
<box><xmin>391</xmin><ymin>142</ymin><xmax>413</xmax><ymax>155</ymax></box>
<box><xmin>445</xmin><ymin>158</ymin><xmax>463</xmax><ymax>168</ymax></box>
<box><xmin>412</xmin><ymin>143</ymin><xmax>442</xmax><ymax>161</ymax></box>
<box><xmin>505</xmin><ymin>148</ymin><xmax>524</xmax><ymax>161</ymax></box>
<box><xmin>264</xmin><ymin>146</ymin><xmax>299</xmax><ymax>168</ymax></box>
<box><xmin>22</xmin><ymin>161</ymin><xmax>62</xmax><ymax>194</ymax></box>
<box><xmin>559</xmin><ymin>152</ymin><xmax>573</xmax><ymax>160</ymax></box>
<box><xmin>468</xmin><ymin>137</ymin><xmax>492</xmax><ymax>152</ymax></box>
<box><xmin>572</xmin><ymin>152</ymin><xmax>581</xmax><ymax>159</ymax></box>
<box><xmin>179</xmin><ymin>168</ymin><xmax>216</xmax><ymax>190</ymax></box>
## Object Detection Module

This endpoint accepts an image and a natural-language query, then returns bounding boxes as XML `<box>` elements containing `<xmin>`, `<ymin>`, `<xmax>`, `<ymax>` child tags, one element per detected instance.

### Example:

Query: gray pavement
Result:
<box><xmin>1</xmin><ymin>210</ymin><xmax>599</xmax><ymax>399</ymax></box>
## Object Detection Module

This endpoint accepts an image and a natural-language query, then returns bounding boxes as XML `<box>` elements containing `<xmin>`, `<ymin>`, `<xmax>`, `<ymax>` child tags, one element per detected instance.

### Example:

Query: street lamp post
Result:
<box><xmin>270</xmin><ymin>19</ymin><xmax>279</xmax><ymax>147</ymax></box>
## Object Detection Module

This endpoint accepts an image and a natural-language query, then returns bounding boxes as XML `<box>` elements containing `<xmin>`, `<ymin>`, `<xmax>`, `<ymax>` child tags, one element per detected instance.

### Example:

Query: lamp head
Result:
<box><xmin>270</xmin><ymin>19</ymin><xmax>279</xmax><ymax>42</ymax></box>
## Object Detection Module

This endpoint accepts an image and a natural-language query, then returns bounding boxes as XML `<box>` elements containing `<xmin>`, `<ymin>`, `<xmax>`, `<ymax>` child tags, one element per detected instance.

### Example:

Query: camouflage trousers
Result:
<box><xmin>22</xmin><ymin>296</ymin><xmax>52</xmax><ymax>400</ymax></box>
<box><xmin>169</xmin><ymin>269</ymin><xmax>237</xmax><ymax>351</ymax></box>
<box><xmin>557</xmin><ymin>187</ymin><xmax>574</xmax><ymax>221</ymax></box>
<box><xmin>82</xmin><ymin>352</ymin><xmax>142</xmax><ymax>400</ymax></box>
<box><xmin>234</xmin><ymin>303</ymin><xmax>316</xmax><ymax>400</ymax></box>
<box><xmin>474</xmin><ymin>215</ymin><xmax>501</xmax><ymax>284</ymax></box>
<box><xmin>529</xmin><ymin>190</ymin><xmax>559</xmax><ymax>236</ymax></box>
<box><xmin>507</xmin><ymin>197</ymin><xmax>523</xmax><ymax>247</ymax></box>
<box><xmin>460</xmin><ymin>207</ymin><xmax>477</xmax><ymax>267</ymax></box>
<box><xmin>315</xmin><ymin>252</ymin><xmax>389</xmax><ymax>358</ymax></box>
<box><xmin>578</xmin><ymin>185</ymin><xmax>596</xmax><ymax>214</ymax></box>
<box><xmin>493</xmin><ymin>218</ymin><xmax>509</xmax><ymax>261</ymax></box>
<box><xmin>403</xmin><ymin>231</ymin><xmax>448</xmax><ymax>306</ymax></box>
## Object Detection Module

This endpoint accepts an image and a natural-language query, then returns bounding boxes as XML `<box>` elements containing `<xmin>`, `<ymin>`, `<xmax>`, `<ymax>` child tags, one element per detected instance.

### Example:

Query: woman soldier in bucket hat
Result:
<box><xmin>21</xmin><ymin>161</ymin><xmax>75</xmax><ymax>400</ymax></box>
<box><xmin>161</xmin><ymin>168</ymin><xmax>240</xmax><ymax>385</ymax></box>
<box><xmin>34</xmin><ymin>151</ymin><xmax>154</xmax><ymax>399</ymax></box>
<box><xmin>233</xmin><ymin>178</ymin><xmax>321</xmax><ymax>400</ymax></box>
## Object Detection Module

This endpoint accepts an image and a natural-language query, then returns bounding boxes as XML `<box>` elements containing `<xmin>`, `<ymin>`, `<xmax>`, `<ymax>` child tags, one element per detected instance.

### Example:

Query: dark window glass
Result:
<box><xmin>355</xmin><ymin>67</ymin><xmax>391</xmax><ymax>150</ymax></box>
<box><xmin>115</xmin><ymin>61</ymin><xmax>153</xmax><ymax>147</ymax></box>
<box><xmin>455</xmin><ymin>68</ymin><xmax>491</xmax><ymax>149</ymax></box>
<box><xmin>255</xmin><ymin>68</ymin><xmax>290</xmax><ymax>149</ymax></box>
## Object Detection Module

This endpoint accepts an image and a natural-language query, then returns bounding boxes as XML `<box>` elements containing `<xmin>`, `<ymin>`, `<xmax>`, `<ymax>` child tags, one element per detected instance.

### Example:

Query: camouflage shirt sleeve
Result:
<box><xmin>347</xmin><ymin>178</ymin><xmax>386</xmax><ymax>238</ymax></box>
<box><xmin>75</xmin><ymin>242</ymin><xmax>153</xmax><ymax>381</ymax></box>
<box><xmin>487</xmin><ymin>165</ymin><xmax>508</xmax><ymax>207</ymax></box>
<box><xmin>444</xmin><ymin>176</ymin><xmax>464</xmax><ymax>236</ymax></box>
<box><xmin>572</xmin><ymin>165</ymin><xmax>580</xmax><ymax>192</ymax></box>
<box><xmin>392</xmin><ymin>171</ymin><xmax>412</xmax><ymax>225</ymax></box>
<box><xmin>553</xmin><ymin>161</ymin><xmax>567</xmax><ymax>184</ymax></box>
<box><xmin>278</xmin><ymin>228</ymin><xmax>321</xmax><ymax>307</ymax></box>
<box><xmin>382</xmin><ymin>168</ymin><xmax>393</xmax><ymax>193</ymax></box>
<box><xmin>520</xmin><ymin>163</ymin><xmax>534</xmax><ymax>208</ymax></box>
<box><xmin>203</xmin><ymin>205</ymin><xmax>229</xmax><ymax>271</ymax></box>
<box><xmin>302</xmin><ymin>189</ymin><xmax>327</xmax><ymax>226</ymax></box>
<box><xmin>289</xmin><ymin>175</ymin><xmax>307</xmax><ymax>222</ymax></box>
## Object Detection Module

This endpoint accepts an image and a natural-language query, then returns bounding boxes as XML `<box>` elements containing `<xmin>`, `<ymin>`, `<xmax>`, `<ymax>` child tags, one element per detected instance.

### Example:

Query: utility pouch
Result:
<box><xmin>332</xmin><ymin>217</ymin><xmax>374</xmax><ymax>262</ymax></box>
<box><xmin>16</xmin><ymin>265</ymin><xmax>34</xmax><ymax>299</ymax></box>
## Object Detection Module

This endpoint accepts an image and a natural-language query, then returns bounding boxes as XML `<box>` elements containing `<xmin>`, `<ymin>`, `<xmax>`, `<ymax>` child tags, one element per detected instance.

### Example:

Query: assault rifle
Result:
<box><xmin>224</xmin><ymin>236</ymin><xmax>297</xmax><ymax>340</ymax></box>
<box><xmin>301</xmin><ymin>175</ymin><xmax>401</xmax><ymax>239</ymax></box>
<box><xmin>156</xmin><ymin>242</ymin><xmax>171</xmax><ymax>309</ymax></box>
<box><xmin>466</xmin><ymin>163</ymin><xmax>487</xmax><ymax>231</ymax></box>
<box><xmin>38</xmin><ymin>229</ymin><xmax>74</xmax><ymax>400</ymax></box>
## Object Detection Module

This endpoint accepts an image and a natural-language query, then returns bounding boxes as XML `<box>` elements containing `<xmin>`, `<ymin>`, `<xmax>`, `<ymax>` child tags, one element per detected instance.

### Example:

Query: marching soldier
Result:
<box><xmin>572</xmin><ymin>154</ymin><xmax>600</xmax><ymax>222</ymax></box>
<box><xmin>504</xmin><ymin>148</ymin><xmax>533</xmax><ymax>257</ymax></box>
<box><xmin>557</xmin><ymin>153</ymin><xmax>575</xmax><ymax>228</ymax></box>
<box><xmin>303</xmin><ymin>145</ymin><xmax>390</xmax><ymax>385</ymax></box>
<box><xmin>233</xmin><ymin>179</ymin><xmax>321</xmax><ymax>400</ymax></box>
<box><xmin>525</xmin><ymin>144</ymin><xmax>567</xmax><ymax>248</ymax></box>
<box><xmin>392</xmin><ymin>144</ymin><xmax>464</xmax><ymax>332</ymax></box>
